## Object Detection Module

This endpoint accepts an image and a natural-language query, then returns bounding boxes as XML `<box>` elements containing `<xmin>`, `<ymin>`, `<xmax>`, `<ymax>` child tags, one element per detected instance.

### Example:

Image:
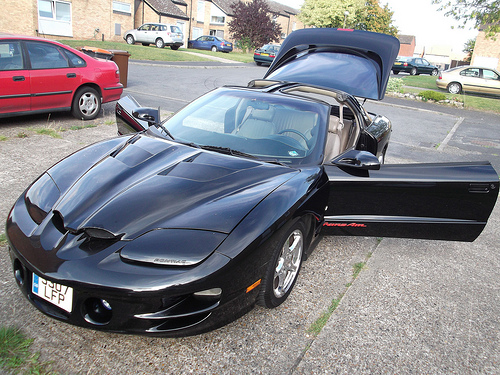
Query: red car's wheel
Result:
<box><xmin>72</xmin><ymin>87</ymin><xmax>101</xmax><ymax>120</ymax></box>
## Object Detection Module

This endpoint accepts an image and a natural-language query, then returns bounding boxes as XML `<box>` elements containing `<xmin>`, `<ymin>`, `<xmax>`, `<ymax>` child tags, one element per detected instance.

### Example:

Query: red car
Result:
<box><xmin>0</xmin><ymin>34</ymin><xmax>123</xmax><ymax>120</ymax></box>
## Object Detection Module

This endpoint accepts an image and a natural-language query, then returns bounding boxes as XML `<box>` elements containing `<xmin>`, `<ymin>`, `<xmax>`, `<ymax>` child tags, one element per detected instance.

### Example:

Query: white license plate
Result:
<box><xmin>32</xmin><ymin>273</ymin><xmax>73</xmax><ymax>313</ymax></box>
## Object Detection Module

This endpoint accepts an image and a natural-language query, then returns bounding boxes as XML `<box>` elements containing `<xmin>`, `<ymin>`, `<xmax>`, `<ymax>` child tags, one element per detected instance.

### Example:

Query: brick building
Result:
<box><xmin>471</xmin><ymin>28</ymin><xmax>500</xmax><ymax>71</ymax></box>
<box><xmin>397</xmin><ymin>35</ymin><xmax>416</xmax><ymax>57</ymax></box>
<box><xmin>0</xmin><ymin>0</ymin><xmax>304</xmax><ymax>48</ymax></box>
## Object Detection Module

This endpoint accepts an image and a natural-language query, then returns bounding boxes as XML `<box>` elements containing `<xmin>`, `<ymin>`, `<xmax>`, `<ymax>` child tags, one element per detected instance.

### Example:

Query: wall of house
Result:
<box><xmin>471</xmin><ymin>31</ymin><xmax>500</xmax><ymax>71</ymax></box>
<box><xmin>398</xmin><ymin>42</ymin><xmax>415</xmax><ymax>57</ymax></box>
<box><xmin>1</xmin><ymin>0</ymin><xmax>37</xmax><ymax>36</ymax></box>
<box><xmin>1</xmin><ymin>0</ymin><xmax>134</xmax><ymax>42</ymax></box>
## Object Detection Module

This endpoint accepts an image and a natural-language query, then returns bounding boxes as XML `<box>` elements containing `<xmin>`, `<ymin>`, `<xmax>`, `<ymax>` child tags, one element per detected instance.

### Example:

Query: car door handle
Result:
<box><xmin>13</xmin><ymin>76</ymin><xmax>25</xmax><ymax>81</ymax></box>
<box><xmin>67</xmin><ymin>73</ymin><xmax>77</xmax><ymax>78</ymax></box>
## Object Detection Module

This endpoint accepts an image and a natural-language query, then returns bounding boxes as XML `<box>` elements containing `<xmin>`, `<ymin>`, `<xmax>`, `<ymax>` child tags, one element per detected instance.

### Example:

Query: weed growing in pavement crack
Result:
<box><xmin>0</xmin><ymin>326</ymin><xmax>54</xmax><ymax>374</ymax></box>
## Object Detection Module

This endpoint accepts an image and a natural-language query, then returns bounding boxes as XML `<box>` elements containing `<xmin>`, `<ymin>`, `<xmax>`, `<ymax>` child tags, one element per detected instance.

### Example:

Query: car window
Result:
<box><xmin>162</xmin><ymin>88</ymin><xmax>328</xmax><ymax>164</ymax></box>
<box><xmin>151</xmin><ymin>25</ymin><xmax>159</xmax><ymax>31</ymax></box>
<box><xmin>139</xmin><ymin>25</ymin><xmax>150</xmax><ymax>31</ymax></box>
<box><xmin>208</xmin><ymin>37</ymin><xmax>214</xmax><ymax>41</ymax></box>
<box><xmin>461</xmin><ymin>68</ymin><xmax>480</xmax><ymax>78</ymax></box>
<box><xmin>482</xmin><ymin>69</ymin><xmax>499</xmax><ymax>80</ymax></box>
<box><xmin>0</xmin><ymin>41</ymin><xmax>24</xmax><ymax>71</ymax></box>
<box><xmin>27</xmin><ymin>42</ymin><xmax>69</xmax><ymax>69</ymax></box>
<box><xmin>64</xmin><ymin>49</ymin><xmax>86</xmax><ymax>67</ymax></box>
<box><xmin>422</xmin><ymin>59</ymin><xmax>430</xmax><ymax>66</ymax></box>
<box><xmin>170</xmin><ymin>26</ymin><xmax>181</xmax><ymax>33</ymax></box>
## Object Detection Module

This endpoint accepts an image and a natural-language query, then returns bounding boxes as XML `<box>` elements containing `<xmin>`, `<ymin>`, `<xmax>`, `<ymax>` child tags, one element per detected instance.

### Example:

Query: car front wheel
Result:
<box><xmin>126</xmin><ymin>35</ymin><xmax>135</xmax><ymax>45</ymax></box>
<box><xmin>431</xmin><ymin>69</ymin><xmax>438</xmax><ymax>76</ymax></box>
<box><xmin>211</xmin><ymin>46</ymin><xmax>217</xmax><ymax>52</ymax></box>
<box><xmin>410</xmin><ymin>67</ymin><xmax>417</xmax><ymax>75</ymax></box>
<box><xmin>258</xmin><ymin>220</ymin><xmax>306</xmax><ymax>308</ymax></box>
<box><xmin>72</xmin><ymin>87</ymin><xmax>101</xmax><ymax>120</ymax></box>
<box><xmin>448</xmin><ymin>82</ymin><xmax>462</xmax><ymax>94</ymax></box>
<box><xmin>156</xmin><ymin>38</ymin><xmax>165</xmax><ymax>48</ymax></box>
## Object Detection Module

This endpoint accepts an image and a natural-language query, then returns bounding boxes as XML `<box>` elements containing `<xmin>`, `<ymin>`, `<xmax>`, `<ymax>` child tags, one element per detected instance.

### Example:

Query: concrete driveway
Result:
<box><xmin>0</xmin><ymin>61</ymin><xmax>498</xmax><ymax>374</ymax></box>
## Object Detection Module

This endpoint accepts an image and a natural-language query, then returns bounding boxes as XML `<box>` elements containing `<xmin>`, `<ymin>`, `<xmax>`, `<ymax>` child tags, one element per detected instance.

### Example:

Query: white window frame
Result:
<box><xmin>210</xmin><ymin>3</ymin><xmax>226</xmax><ymax>25</ymax></box>
<box><xmin>37</xmin><ymin>0</ymin><xmax>72</xmax><ymax>37</ymax></box>
<box><xmin>113</xmin><ymin>1</ymin><xmax>131</xmax><ymax>15</ymax></box>
<box><xmin>197</xmin><ymin>1</ymin><xmax>205</xmax><ymax>23</ymax></box>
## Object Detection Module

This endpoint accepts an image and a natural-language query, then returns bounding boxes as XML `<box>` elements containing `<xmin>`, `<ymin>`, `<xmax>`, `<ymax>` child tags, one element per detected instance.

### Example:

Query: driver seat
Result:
<box><xmin>323</xmin><ymin>115</ymin><xmax>343</xmax><ymax>162</ymax></box>
<box><xmin>233</xmin><ymin>107</ymin><xmax>276</xmax><ymax>138</ymax></box>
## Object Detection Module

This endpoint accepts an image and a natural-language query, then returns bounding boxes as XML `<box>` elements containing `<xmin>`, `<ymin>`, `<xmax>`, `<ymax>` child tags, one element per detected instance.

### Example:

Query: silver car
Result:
<box><xmin>124</xmin><ymin>23</ymin><xmax>183</xmax><ymax>50</ymax></box>
<box><xmin>436</xmin><ymin>66</ymin><xmax>500</xmax><ymax>95</ymax></box>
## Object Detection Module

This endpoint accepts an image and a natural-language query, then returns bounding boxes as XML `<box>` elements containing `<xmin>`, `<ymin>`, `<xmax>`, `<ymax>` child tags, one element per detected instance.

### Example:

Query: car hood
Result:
<box><xmin>51</xmin><ymin>134</ymin><xmax>297</xmax><ymax>240</ymax></box>
<box><xmin>264</xmin><ymin>28</ymin><xmax>400</xmax><ymax>100</ymax></box>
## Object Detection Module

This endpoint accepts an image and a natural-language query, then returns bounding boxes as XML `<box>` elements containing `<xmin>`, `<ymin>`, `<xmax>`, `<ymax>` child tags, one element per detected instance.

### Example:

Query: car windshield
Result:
<box><xmin>160</xmin><ymin>88</ymin><xmax>328</xmax><ymax>165</ymax></box>
<box><xmin>397</xmin><ymin>56</ymin><xmax>412</xmax><ymax>62</ymax></box>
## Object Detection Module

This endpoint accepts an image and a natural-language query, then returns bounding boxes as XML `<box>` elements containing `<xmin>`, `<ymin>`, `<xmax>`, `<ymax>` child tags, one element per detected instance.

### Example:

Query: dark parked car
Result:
<box><xmin>392</xmin><ymin>56</ymin><xmax>439</xmax><ymax>76</ymax></box>
<box><xmin>254</xmin><ymin>44</ymin><xmax>280</xmax><ymax>65</ymax></box>
<box><xmin>188</xmin><ymin>36</ymin><xmax>233</xmax><ymax>52</ymax></box>
<box><xmin>7</xmin><ymin>29</ymin><xmax>498</xmax><ymax>337</ymax></box>
<box><xmin>0</xmin><ymin>34</ymin><xmax>123</xmax><ymax>120</ymax></box>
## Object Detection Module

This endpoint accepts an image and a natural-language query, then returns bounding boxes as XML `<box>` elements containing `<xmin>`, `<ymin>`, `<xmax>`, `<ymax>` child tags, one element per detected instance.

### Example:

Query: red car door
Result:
<box><xmin>0</xmin><ymin>40</ymin><xmax>30</xmax><ymax>114</ymax></box>
<box><xmin>323</xmin><ymin>150</ymin><xmax>498</xmax><ymax>242</ymax></box>
<box><xmin>26</xmin><ymin>41</ymin><xmax>78</xmax><ymax>112</ymax></box>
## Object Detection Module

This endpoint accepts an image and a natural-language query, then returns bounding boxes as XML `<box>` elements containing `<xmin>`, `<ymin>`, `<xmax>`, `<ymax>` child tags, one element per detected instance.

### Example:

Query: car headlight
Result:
<box><xmin>119</xmin><ymin>229</ymin><xmax>227</xmax><ymax>266</ymax></box>
<box><xmin>24</xmin><ymin>173</ymin><xmax>61</xmax><ymax>224</ymax></box>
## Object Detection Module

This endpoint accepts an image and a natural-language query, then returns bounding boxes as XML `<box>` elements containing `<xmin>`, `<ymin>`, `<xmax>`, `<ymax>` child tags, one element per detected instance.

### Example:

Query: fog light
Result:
<box><xmin>83</xmin><ymin>298</ymin><xmax>112</xmax><ymax>325</ymax></box>
<box><xmin>13</xmin><ymin>259</ymin><xmax>25</xmax><ymax>286</ymax></box>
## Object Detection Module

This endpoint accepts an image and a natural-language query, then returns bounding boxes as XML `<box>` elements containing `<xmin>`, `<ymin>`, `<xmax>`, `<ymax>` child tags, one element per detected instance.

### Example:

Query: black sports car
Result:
<box><xmin>6</xmin><ymin>29</ymin><xmax>499</xmax><ymax>337</ymax></box>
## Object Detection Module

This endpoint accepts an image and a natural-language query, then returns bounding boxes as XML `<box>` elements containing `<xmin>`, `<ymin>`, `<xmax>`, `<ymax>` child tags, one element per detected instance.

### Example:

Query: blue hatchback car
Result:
<box><xmin>188</xmin><ymin>35</ymin><xmax>233</xmax><ymax>53</ymax></box>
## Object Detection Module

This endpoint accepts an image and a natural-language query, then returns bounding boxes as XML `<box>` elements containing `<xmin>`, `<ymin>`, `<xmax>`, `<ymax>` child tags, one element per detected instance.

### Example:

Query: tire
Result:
<box><xmin>126</xmin><ymin>35</ymin><xmax>135</xmax><ymax>45</ymax></box>
<box><xmin>141</xmin><ymin>43</ymin><xmax>149</xmax><ymax>46</ymax></box>
<box><xmin>211</xmin><ymin>45</ymin><xmax>217</xmax><ymax>52</ymax></box>
<box><xmin>155</xmin><ymin>38</ymin><xmax>165</xmax><ymax>48</ymax></box>
<box><xmin>255</xmin><ymin>61</ymin><xmax>262</xmax><ymax>66</ymax></box>
<box><xmin>171</xmin><ymin>45</ymin><xmax>180</xmax><ymax>50</ymax></box>
<box><xmin>393</xmin><ymin>70</ymin><xmax>399</xmax><ymax>75</ymax></box>
<box><xmin>448</xmin><ymin>82</ymin><xmax>462</xmax><ymax>94</ymax></box>
<box><xmin>72</xmin><ymin>87</ymin><xmax>101</xmax><ymax>120</ymax></box>
<box><xmin>410</xmin><ymin>67</ymin><xmax>417</xmax><ymax>76</ymax></box>
<box><xmin>258</xmin><ymin>220</ymin><xmax>306</xmax><ymax>308</ymax></box>
<box><xmin>431</xmin><ymin>69</ymin><xmax>438</xmax><ymax>76</ymax></box>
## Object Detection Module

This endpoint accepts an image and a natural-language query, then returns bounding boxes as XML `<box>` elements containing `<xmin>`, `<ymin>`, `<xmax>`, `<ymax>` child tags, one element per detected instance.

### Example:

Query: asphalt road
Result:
<box><xmin>0</xmin><ymin>61</ymin><xmax>498</xmax><ymax>374</ymax></box>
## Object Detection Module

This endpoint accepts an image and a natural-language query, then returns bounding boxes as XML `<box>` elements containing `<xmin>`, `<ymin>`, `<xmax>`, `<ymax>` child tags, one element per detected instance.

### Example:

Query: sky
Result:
<box><xmin>273</xmin><ymin>0</ymin><xmax>478</xmax><ymax>56</ymax></box>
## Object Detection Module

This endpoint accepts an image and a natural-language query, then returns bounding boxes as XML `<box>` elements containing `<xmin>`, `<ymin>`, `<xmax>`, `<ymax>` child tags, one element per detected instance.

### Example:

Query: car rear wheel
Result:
<box><xmin>211</xmin><ymin>46</ymin><xmax>217</xmax><ymax>52</ymax></box>
<box><xmin>72</xmin><ymin>87</ymin><xmax>101</xmax><ymax>120</ymax></box>
<box><xmin>410</xmin><ymin>67</ymin><xmax>417</xmax><ymax>75</ymax></box>
<box><xmin>255</xmin><ymin>61</ymin><xmax>262</xmax><ymax>66</ymax></box>
<box><xmin>155</xmin><ymin>38</ymin><xmax>165</xmax><ymax>48</ymax></box>
<box><xmin>448</xmin><ymin>82</ymin><xmax>462</xmax><ymax>94</ymax></box>
<box><xmin>126</xmin><ymin>35</ymin><xmax>135</xmax><ymax>45</ymax></box>
<box><xmin>392</xmin><ymin>70</ymin><xmax>399</xmax><ymax>75</ymax></box>
<box><xmin>258</xmin><ymin>220</ymin><xmax>306</xmax><ymax>308</ymax></box>
<box><xmin>431</xmin><ymin>69</ymin><xmax>438</xmax><ymax>76</ymax></box>
<box><xmin>171</xmin><ymin>45</ymin><xmax>180</xmax><ymax>50</ymax></box>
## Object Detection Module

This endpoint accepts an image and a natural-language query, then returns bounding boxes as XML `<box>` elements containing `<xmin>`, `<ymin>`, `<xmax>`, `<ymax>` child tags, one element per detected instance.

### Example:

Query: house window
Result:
<box><xmin>113</xmin><ymin>1</ymin><xmax>131</xmax><ymax>15</ymax></box>
<box><xmin>210</xmin><ymin>16</ymin><xmax>225</xmax><ymax>24</ymax></box>
<box><xmin>37</xmin><ymin>0</ymin><xmax>72</xmax><ymax>37</ymax></box>
<box><xmin>197</xmin><ymin>1</ymin><xmax>205</xmax><ymax>23</ymax></box>
<box><xmin>115</xmin><ymin>23</ymin><xmax>121</xmax><ymax>36</ymax></box>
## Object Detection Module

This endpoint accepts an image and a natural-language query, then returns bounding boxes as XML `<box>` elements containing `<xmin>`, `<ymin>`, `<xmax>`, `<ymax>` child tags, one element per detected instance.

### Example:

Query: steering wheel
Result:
<box><xmin>277</xmin><ymin>129</ymin><xmax>308</xmax><ymax>146</ymax></box>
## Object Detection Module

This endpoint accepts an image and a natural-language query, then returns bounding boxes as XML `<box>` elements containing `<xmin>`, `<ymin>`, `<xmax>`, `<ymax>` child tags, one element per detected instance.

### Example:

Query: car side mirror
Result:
<box><xmin>332</xmin><ymin>149</ymin><xmax>381</xmax><ymax>170</ymax></box>
<box><xmin>132</xmin><ymin>107</ymin><xmax>160</xmax><ymax>126</ymax></box>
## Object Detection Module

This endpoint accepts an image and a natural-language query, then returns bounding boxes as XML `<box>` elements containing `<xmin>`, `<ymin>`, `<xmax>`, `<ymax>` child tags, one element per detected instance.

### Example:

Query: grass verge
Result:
<box><xmin>58</xmin><ymin>40</ymin><xmax>254</xmax><ymax>63</ymax></box>
<box><xmin>0</xmin><ymin>326</ymin><xmax>54</xmax><ymax>374</ymax></box>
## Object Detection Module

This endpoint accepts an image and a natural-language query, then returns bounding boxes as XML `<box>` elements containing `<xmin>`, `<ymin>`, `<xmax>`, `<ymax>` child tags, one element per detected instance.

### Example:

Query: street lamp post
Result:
<box><xmin>343</xmin><ymin>11</ymin><xmax>349</xmax><ymax>28</ymax></box>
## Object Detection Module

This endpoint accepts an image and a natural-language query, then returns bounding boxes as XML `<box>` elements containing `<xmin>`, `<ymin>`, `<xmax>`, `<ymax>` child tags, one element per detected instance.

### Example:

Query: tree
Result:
<box><xmin>228</xmin><ymin>0</ymin><xmax>282</xmax><ymax>52</ymax></box>
<box><xmin>298</xmin><ymin>0</ymin><xmax>365</xmax><ymax>28</ymax></box>
<box><xmin>463</xmin><ymin>38</ymin><xmax>476</xmax><ymax>63</ymax></box>
<box><xmin>432</xmin><ymin>0</ymin><xmax>500</xmax><ymax>36</ymax></box>
<box><xmin>355</xmin><ymin>0</ymin><xmax>398</xmax><ymax>36</ymax></box>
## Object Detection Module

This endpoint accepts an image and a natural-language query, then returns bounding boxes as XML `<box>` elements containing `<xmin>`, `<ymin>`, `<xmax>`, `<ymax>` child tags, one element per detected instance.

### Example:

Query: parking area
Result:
<box><xmin>0</xmin><ymin>62</ymin><xmax>498</xmax><ymax>374</ymax></box>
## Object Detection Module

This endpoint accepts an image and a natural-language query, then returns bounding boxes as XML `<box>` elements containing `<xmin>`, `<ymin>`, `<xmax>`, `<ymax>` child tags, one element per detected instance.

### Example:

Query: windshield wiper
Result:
<box><xmin>199</xmin><ymin>145</ymin><xmax>257</xmax><ymax>159</ymax></box>
<box><xmin>154</xmin><ymin>123</ymin><xmax>175</xmax><ymax>140</ymax></box>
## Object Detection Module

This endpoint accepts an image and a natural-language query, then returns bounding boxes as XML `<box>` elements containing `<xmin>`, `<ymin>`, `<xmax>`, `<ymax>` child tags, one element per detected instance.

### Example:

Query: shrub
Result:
<box><xmin>418</xmin><ymin>90</ymin><xmax>446</xmax><ymax>102</ymax></box>
<box><xmin>386</xmin><ymin>77</ymin><xmax>404</xmax><ymax>93</ymax></box>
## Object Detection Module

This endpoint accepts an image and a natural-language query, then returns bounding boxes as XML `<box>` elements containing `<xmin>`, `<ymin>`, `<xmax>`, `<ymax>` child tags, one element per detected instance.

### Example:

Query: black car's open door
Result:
<box><xmin>323</xmin><ymin>157</ymin><xmax>498</xmax><ymax>242</ymax></box>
